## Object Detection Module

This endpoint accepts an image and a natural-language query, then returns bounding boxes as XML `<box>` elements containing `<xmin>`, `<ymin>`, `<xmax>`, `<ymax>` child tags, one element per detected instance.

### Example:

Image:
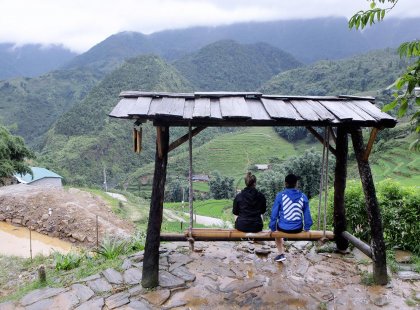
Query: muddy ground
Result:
<box><xmin>0</xmin><ymin>185</ymin><xmax>133</xmax><ymax>246</ymax></box>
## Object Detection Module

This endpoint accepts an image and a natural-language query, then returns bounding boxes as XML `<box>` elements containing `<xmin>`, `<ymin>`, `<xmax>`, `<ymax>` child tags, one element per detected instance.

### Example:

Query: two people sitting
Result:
<box><xmin>233</xmin><ymin>172</ymin><xmax>313</xmax><ymax>262</ymax></box>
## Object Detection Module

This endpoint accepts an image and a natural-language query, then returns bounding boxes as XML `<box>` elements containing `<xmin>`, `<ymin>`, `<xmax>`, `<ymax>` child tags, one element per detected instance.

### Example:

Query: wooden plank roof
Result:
<box><xmin>109</xmin><ymin>92</ymin><xmax>397</xmax><ymax>128</ymax></box>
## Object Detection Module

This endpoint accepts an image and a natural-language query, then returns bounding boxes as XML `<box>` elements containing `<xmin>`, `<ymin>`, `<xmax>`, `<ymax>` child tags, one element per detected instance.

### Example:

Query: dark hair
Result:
<box><xmin>285</xmin><ymin>174</ymin><xmax>299</xmax><ymax>188</ymax></box>
<box><xmin>245</xmin><ymin>172</ymin><xmax>256</xmax><ymax>187</ymax></box>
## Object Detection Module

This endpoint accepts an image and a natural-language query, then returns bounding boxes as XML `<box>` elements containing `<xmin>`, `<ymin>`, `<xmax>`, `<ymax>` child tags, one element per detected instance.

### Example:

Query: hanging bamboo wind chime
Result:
<box><xmin>133</xmin><ymin>126</ymin><xmax>143</xmax><ymax>153</ymax></box>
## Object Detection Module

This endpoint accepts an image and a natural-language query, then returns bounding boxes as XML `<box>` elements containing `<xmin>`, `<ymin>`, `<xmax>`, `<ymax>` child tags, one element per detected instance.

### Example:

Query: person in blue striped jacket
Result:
<box><xmin>269</xmin><ymin>174</ymin><xmax>313</xmax><ymax>262</ymax></box>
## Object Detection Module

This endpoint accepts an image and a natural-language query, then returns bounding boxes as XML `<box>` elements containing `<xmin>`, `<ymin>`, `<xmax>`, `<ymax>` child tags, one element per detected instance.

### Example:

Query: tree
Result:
<box><xmin>349</xmin><ymin>0</ymin><xmax>420</xmax><ymax>149</ymax></box>
<box><xmin>209</xmin><ymin>171</ymin><xmax>235</xmax><ymax>199</ymax></box>
<box><xmin>0</xmin><ymin>125</ymin><xmax>34</xmax><ymax>180</ymax></box>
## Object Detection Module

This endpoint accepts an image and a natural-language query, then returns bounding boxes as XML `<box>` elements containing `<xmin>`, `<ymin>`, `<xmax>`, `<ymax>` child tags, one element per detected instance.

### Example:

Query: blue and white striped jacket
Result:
<box><xmin>269</xmin><ymin>188</ymin><xmax>313</xmax><ymax>231</ymax></box>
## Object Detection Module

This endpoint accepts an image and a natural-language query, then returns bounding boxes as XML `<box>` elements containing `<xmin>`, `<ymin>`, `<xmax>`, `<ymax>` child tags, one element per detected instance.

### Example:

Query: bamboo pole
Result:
<box><xmin>160</xmin><ymin>229</ymin><xmax>334</xmax><ymax>242</ymax></box>
<box><xmin>342</xmin><ymin>231</ymin><xmax>372</xmax><ymax>258</ymax></box>
<box><xmin>188</xmin><ymin>123</ymin><xmax>194</xmax><ymax>251</ymax></box>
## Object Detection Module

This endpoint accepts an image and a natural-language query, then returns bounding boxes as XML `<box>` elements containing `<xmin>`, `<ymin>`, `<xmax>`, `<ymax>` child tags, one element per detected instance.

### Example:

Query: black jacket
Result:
<box><xmin>233</xmin><ymin>187</ymin><xmax>267</xmax><ymax>232</ymax></box>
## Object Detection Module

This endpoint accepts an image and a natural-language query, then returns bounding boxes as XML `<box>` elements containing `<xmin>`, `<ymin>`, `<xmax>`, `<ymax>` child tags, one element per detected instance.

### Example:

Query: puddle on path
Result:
<box><xmin>0</xmin><ymin>221</ymin><xmax>73</xmax><ymax>257</ymax></box>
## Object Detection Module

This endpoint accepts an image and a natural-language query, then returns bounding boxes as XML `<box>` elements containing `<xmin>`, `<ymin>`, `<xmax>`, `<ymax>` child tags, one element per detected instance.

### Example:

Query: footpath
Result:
<box><xmin>1</xmin><ymin>240</ymin><xmax>419</xmax><ymax>309</ymax></box>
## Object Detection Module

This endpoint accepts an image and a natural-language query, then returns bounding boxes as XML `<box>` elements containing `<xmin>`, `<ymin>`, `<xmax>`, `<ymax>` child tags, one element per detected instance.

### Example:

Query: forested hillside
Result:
<box><xmin>0</xmin><ymin>68</ymin><xmax>100</xmax><ymax>147</ymax></box>
<box><xmin>0</xmin><ymin>43</ymin><xmax>77</xmax><ymax>79</ymax></box>
<box><xmin>173</xmin><ymin>40</ymin><xmax>301</xmax><ymax>91</ymax></box>
<box><xmin>40</xmin><ymin>55</ymin><xmax>193</xmax><ymax>186</ymax></box>
<box><xmin>260</xmin><ymin>49</ymin><xmax>410</xmax><ymax>96</ymax></box>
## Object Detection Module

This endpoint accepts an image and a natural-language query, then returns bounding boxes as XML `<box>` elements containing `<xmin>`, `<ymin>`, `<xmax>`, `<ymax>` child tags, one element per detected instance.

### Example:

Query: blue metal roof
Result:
<box><xmin>14</xmin><ymin>167</ymin><xmax>62</xmax><ymax>184</ymax></box>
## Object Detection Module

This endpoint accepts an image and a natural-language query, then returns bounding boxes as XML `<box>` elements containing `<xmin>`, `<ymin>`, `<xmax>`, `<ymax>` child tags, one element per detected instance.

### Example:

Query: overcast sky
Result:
<box><xmin>0</xmin><ymin>0</ymin><xmax>418</xmax><ymax>53</ymax></box>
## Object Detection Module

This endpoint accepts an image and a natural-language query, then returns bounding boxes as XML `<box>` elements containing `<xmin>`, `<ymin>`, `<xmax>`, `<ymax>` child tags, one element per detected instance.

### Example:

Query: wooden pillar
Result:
<box><xmin>142</xmin><ymin>126</ymin><xmax>169</xmax><ymax>288</ymax></box>
<box><xmin>333</xmin><ymin>127</ymin><xmax>349</xmax><ymax>251</ymax></box>
<box><xmin>351</xmin><ymin>127</ymin><xmax>387</xmax><ymax>285</ymax></box>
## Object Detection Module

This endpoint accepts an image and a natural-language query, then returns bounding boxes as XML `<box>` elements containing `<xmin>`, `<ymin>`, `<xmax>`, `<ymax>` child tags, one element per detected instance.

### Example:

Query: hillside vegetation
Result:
<box><xmin>174</xmin><ymin>40</ymin><xmax>301</xmax><ymax>91</ymax></box>
<box><xmin>39</xmin><ymin>55</ymin><xmax>193</xmax><ymax>186</ymax></box>
<box><xmin>260</xmin><ymin>49</ymin><xmax>409</xmax><ymax>96</ymax></box>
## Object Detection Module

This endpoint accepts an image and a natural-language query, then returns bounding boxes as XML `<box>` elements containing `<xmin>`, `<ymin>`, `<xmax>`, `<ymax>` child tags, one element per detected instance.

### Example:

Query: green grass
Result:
<box><xmin>126</xmin><ymin>127</ymin><xmax>297</xmax><ymax>192</ymax></box>
<box><xmin>165</xmin><ymin>199</ymin><xmax>232</xmax><ymax>218</ymax></box>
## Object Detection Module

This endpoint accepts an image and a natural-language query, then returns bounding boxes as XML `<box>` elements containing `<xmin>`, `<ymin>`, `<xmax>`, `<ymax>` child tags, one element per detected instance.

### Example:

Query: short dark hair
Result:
<box><xmin>285</xmin><ymin>174</ymin><xmax>299</xmax><ymax>188</ymax></box>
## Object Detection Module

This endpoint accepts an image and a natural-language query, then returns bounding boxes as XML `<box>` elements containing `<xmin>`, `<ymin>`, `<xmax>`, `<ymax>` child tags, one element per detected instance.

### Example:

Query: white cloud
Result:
<box><xmin>0</xmin><ymin>0</ymin><xmax>418</xmax><ymax>52</ymax></box>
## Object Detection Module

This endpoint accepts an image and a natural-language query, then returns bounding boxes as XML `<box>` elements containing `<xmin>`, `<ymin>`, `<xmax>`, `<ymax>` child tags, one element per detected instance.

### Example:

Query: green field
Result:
<box><xmin>127</xmin><ymin>127</ymin><xmax>298</xmax><ymax>190</ymax></box>
<box><xmin>164</xmin><ymin>199</ymin><xmax>232</xmax><ymax>218</ymax></box>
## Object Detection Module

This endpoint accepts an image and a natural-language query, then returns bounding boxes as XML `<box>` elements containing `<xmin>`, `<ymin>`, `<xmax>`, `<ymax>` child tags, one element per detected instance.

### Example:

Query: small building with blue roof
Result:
<box><xmin>14</xmin><ymin>167</ymin><xmax>62</xmax><ymax>187</ymax></box>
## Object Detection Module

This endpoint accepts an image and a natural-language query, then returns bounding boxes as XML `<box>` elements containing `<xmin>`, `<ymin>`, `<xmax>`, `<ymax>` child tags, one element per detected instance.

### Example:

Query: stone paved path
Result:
<box><xmin>1</xmin><ymin>241</ymin><xmax>419</xmax><ymax>309</ymax></box>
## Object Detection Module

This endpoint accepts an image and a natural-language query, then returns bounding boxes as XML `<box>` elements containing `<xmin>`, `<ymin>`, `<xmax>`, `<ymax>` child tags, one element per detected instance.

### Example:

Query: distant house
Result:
<box><xmin>14</xmin><ymin>167</ymin><xmax>63</xmax><ymax>187</ymax></box>
<box><xmin>255</xmin><ymin>164</ymin><xmax>270</xmax><ymax>171</ymax></box>
<box><xmin>192</xmin><ymin>174</ymin><xmax>210</xmax><ymax>182</ymax></box>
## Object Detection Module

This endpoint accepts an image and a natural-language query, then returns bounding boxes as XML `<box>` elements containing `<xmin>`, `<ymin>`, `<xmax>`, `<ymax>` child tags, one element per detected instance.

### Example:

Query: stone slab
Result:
<box><xmin>170</xmin><ymin>266</ymin><xmax>196</xmax><ymax>282</ymax></box>
<box><xmin>398</xmin><ymin>271</ymin><xmax>420</xmax><ymax>281</ymax></box>
<box><xmin>24</xmin><ymin>298</ymin><xmax>53</xmax><ymax>310</ymax></box>
<box><xmin>120</xmin><ymin>299</ymin><xmax>152</xmax><ymax>309</ymax></box>
<box><xmin>159</xmin><ymin>271</ymin><xmax>186</xmax><ymax>289</ymax></box>
<box><xmin>105</xmin><ymin>292</ymin><xmax>130</xmax><ymax>309</ymax></box>
<box><xmin>75</xmin><ymin>298</ymin><xmax>104</xmax><ymax>310</ymax></box>
<box><xmin>71</xmin><ymin>283</ymin><xmax>94</xmax><ymax>303</ymax></box>
<box><xmin>102</xmin><ymin>268</ymin><xmax>123</xmax><ymax>284</ymax></box>
<box><xmin>142</xmin><ymin>289</ymin><xmax>170</xmax><ymax>306</ymax></box>
<box><xmin>87</xmin><ymin>277</ymin><xmax>112</xmax><ymax>293</ymax></box>
<box><xmin>124</xmin><ymin>268</ymin><xmax>143</xmax><ymax>285</ymax></box>
<box><xmin>20</xmin><ymin>287</ymin><xmax>66</xmax><ymax>306</ymax></box>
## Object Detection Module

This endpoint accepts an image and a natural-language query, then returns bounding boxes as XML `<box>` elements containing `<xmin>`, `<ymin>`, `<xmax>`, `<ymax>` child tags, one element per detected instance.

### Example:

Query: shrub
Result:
<box><xmin>53</xmin><ymin>251</ymin><xmax>82</xmax><ymax>271</ymax></box>
<box><xmin>128</xmin><ymin>231</ymin><xmax>146</xmax><ymax>252</ymax></box>
<box><xmin>326</xmin><ymin>179</ymin><xmax>420</xmax><ymax>254</ymax></box>
<box><xmin>95</xmin><ymin>236</ymin><xmax>127</xmax><ymax>260</ymax></box>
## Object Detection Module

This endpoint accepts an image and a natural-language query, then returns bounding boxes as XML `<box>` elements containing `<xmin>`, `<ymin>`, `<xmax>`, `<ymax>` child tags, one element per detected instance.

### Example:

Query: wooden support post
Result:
<box><xmin>142</xmin><ymin>126</ymin><xmax>169</xmax><ymax>288</ymax></box>
<box><xmin>333</xmin><ymin>127</ymin><xmax>349</xmax><ymax>251</ymax></box>
<box><xmin>305</xmin><ymin>126</ymin><xmax>337</xmax><ymax>156</ymax></box>
<box><xmin>168</xmin><ymin>126</ymin><xmax>206</xmax><ymax>152</ymax></box>
<box><xmin>188</xmin><ymin>123</ymin><xmax>194</xmax><ymax>251</ymax></box>
<box><xmin>351</xmin><ymin>128</ymin><xmax>388</xmax><ymax>285</ymax></box>
<box><xmin>363</xmin><ymin>127</ymin><xmax>379</xmax><ymax>161</ymax></box>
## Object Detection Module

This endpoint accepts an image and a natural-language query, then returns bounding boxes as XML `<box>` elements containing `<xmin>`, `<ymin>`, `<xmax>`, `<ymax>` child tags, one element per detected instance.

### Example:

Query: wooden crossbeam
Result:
<box><xmin>161</xmin><ymin>228</ymin><xmax>334</xmax><ymax>242</ymax></box>
<box><xmin>168</xmin><ymin>126</ymin><xmax>206</xmax><ymax>152</ymax></box>
<box><xmin>305</xmin><ymin>126</ymin><xmax>337</xmax><ymax>156</ymax></box>
<box><xmin>362</xmin><ymin>127</ymin><xmax>380</xmax><ymax>161</ymax></box>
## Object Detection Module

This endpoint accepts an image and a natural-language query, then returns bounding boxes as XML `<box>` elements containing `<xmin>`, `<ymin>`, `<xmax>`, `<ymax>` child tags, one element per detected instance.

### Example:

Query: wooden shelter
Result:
<box><xmin>109</xmin><ymin>91</ymin><xmax>396</xmax><ymax>288</ymax></box>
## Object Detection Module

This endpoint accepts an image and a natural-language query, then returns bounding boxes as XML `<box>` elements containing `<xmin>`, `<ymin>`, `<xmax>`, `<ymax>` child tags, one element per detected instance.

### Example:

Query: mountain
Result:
<box><xmin>65</xmin><ymin>17</ymin><xmax>420</xmax><ymax>69</ymax></box>
<box><xmin>173</xmin><ymin>40</ymin><xmax>301</xmax><ymax>91</ymax></box>
<box><xmin>40</xmin><ymin>55</ymin><xmax>193</xmax><ymax>185</ymax></box>
<box><xmin>0</xmin><ymin>43</ymin><xmax>77</xmax><ymax>79</ymax></box>
<box><xmin>260</xmin><ymin>49</ymin><xmax>410</xmax><ymax>97</ymax></box>
<box><xmin>0</xmin><ymin>67</ymin><xmax>100</xmax><ymax>148</ymax></box>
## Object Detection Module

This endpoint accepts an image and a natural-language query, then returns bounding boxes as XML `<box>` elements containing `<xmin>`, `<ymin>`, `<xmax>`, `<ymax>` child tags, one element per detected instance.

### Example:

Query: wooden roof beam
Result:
<box><xmin>305</xmin><ymin>126</ymin><xmax>337</xmax><ymax>156</ymax></box>
<box><xmin>362</xmin><ymin>127</ymin><xmax>380</xmax><ymax>161</ymax></box>
<box><xmin>168</xmin><ymin>126</ymin><xmax>207</xmax><ymax>152</ymax></box>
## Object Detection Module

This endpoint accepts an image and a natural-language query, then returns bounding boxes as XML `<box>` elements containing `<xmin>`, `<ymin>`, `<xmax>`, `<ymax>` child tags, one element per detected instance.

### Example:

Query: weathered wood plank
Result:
<box><xmin>219</xmin><ymin>97</ymin><xmax>251</xmax><ymax>118</ymax></box>
<box><xmin>261</xmin><ymin>98</ymin><xmax>301</xmax><ymax>120</ymax></box>
<box><xmin>183</xmin><ymin>99</ymin><xmax>194</xmax><ymax>119</ymax></box>
<box><xmin>148</xmin><ymin>97</ymin><xmax>185</xmax><ymax>117</ymax></box>
<box><xmin>109</xmin><ymin>98</ymin><xmax>137</xmax><ymax>118</ymax></box>
<box><xmin>290</xmin><ymin>100</ymin><xmax>320</xmax><ymax>121</ymax></box>
<box><xmin>210</xmin><ymin>99</ymin><xmax>222</xmax><ymax>119</ymax></box>
<box><xmin>246</xmin><ymin>99</ymin><xmax>270</xmax><ymax>120</ymax></box>
<box><xmin>350</xmin><ymin>100</ymin><xmax>395</xmax><ymax>121</ymax></box>
<box><xmin>193</xmin><ymin>98</ymin><xmax>211</xmax><ymax>118</ymax></box>
<box><xmin>319</xmin><ymin>100</ymin><xmax>364</xmax><ymax>121</ymax></box>
<box><xmin>345</xmin><ymin>101</ymin><xmax>377</xmax><ymax>121</ymax></box>
<box><xmin>127</xmin><ymin>97</ymin><xmax>152</xmax><ymax>116</ymax></box>
<box><xmin>305</xmin><ymin>100</ymin><xmax>337</xmax><ymax>121</ymax></box>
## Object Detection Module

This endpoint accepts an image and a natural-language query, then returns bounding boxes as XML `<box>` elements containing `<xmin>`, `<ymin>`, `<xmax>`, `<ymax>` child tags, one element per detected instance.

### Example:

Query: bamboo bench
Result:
<box><xmin>161</xmin><ymin>228</ymin><xmax>334</xmax><ymax>242</ymax></box>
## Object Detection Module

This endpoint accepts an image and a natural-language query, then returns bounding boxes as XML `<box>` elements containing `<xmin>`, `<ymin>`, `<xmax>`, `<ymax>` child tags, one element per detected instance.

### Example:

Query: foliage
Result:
<box><xmin>0</xmin><ymin>125</ymin><xmax>34</xmax><ymax>180</ymax></box>
<box><xmin>95</xmin><ymin>236</ymin><xmax>127</xmax><ymax>260</ymax></box>
<box><xmin>274</xmin><ymin>127</ymin><xmax>313</xmax><ymax>142</ymax></box>
<box><xmin>174</xmin><ymin>40</ymin><xmax>302</xmax><ymax>91</ymax></box>
<box><xmin>261</xmin><ymin>49</ymin><xmax>409</xmax><ymax>96</ymax></box>
<box><xmin>127</xmin><ymin>231</ymin><xmax>146</xmax><ymax>252</ymax></box>
<box><xmin>324</xmin><ymin>179</ymin><xmax>420</xmax><ymax>254</ymax></box>
<box><xmin>209</xmin><ymin>171</ymin><xmax>235</xmax><ymax>200</ymax></box>
<box><xmin>258</xmin><ymin>149</ymin><xmax>331</xmax><ymax>215</ymax></box>
<box><xmin>349</xmin><ymin>0</ymin><xmax>420</xmax><ymax>140</ymax></box>
<box><xmin>53</xmin><ymin>251</ymin><xmax>82</xmax><ymax>271</ymax></box>
<box><xmin>165</xmin><ymin>177</ymin><xmax>189</xmax><ymax>202</ymax></box>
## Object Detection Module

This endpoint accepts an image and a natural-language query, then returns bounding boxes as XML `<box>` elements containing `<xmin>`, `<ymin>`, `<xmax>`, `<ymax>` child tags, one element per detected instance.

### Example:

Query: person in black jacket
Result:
<box><xmin>232</xmin><ymin>172</ymin><xmax>267</xmax><ymax>232</ymax></box>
